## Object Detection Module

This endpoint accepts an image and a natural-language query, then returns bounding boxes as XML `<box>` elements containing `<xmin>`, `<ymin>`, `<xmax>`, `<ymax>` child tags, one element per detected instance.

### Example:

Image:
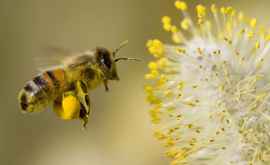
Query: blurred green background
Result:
<box><xmin>0</xmin><ymin>0</ymin><xmax>269</xmax><ymax>164</ymax></box>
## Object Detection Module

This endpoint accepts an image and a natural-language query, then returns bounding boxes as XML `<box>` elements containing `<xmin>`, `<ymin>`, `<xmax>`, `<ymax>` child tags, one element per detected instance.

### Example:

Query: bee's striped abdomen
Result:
<box><xmin>46</xmin><ymin>69</ymin><xmax>66</xmax><ymax>90</ymax></box>
<box><xmin>18</xmin><ymin>68</ymin><xmax>66</xmax><ymax>113</ymax></box>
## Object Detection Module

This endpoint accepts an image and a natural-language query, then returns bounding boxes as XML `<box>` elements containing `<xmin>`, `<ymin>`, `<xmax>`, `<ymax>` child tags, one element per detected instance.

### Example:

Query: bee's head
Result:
<box><xmin>95</xmin><ymin>47</ymin><xmax>119</xmax><ymax>80</ymax></box>
<box><xmin>95</xmin><ymin>41</ymin><xmax>140</xmax><ymax>81</ymax></box>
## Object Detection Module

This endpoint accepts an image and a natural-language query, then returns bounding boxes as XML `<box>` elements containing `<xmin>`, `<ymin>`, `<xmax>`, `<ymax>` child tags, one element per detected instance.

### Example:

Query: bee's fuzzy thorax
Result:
<box><xmin>145</xmin><ymin>1</ymin><xmax>270</xmax><ymax>165</ymax></box>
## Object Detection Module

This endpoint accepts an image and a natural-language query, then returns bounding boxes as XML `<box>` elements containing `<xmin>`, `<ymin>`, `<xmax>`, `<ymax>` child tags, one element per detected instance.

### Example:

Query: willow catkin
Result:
<box><xmin>145</xmin><ymin>1</ymin><xmax>270</xmax><ymax>165</ymax></box>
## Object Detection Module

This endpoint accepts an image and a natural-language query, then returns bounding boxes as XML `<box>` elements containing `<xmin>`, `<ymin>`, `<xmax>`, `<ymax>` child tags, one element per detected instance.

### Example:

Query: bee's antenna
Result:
<box><xmin>112</xmin><ymin>40</ymin><xmax>129</xmax><ymax>57</ymax></box>
<box><xmin>114</xmin><ymin>57</ymin><xmax>141</xmax><ymax>62</ymax></box>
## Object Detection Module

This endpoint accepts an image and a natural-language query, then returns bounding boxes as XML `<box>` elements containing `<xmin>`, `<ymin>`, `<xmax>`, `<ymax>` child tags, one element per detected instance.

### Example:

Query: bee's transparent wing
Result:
<box><xmin>34</xmin><ymin>46</ymin><xmax>75</xmax><ymax>72</ymax></box>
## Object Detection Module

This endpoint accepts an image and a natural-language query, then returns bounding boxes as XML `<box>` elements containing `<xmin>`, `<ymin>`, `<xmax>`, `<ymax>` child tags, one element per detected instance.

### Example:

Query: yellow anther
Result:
<box><xmin>205</xmin><ymin>20</ymin><xmax>212</xmax><ymax>29</ymax></box>
<box><xmin>255</xmin><ymin>41</ymin><xmax>260</xmax><ymax>49</ymax></box>
<box><xmin>169</xmin><ymin>149</ymin><xmax>188</xmax><ymax>162</ymax></box>
<box><xmin>162</xmin><ymin>16</ymin><xmax>171</xmax><ymax>24</ymax></box>
<box><xmin>149</xmin><ymin>107</ymin><xmax>161</xmax><ymax>123</ymax></box>
<box><xmin>196</xmin><ymin>4</ymin><xmax>206</xmax><ymax>18</ymax></box>
<box><xmin>256</xmin><ymin>93</ymin><xmax>267</xmax><ymax>102</ymax></box>
<box><xmin>162</xmin><ymin>16</ymin><xmax>172</xmax><ymax>31</ymax></box>
<box><xmin>174</xmin><ymin>0</ymin><xmax>187</xmax><ymax>11</ymax></box>
<box><xmin>163</xmin><ymin>23</ymin><xmax>172</xmax><ymax>32</ymax></box>
<box><xmin>164</xmin><ymin>89</ymin><xmax>173</xmax><ymax>98</ymax></box>
<box><xmin>256</xmin><ymin>59</ymin><xmax>264</xmax><ymax>71</ymax></box>
<box><xmin>170</xmin><ymin>25</ymin><xmax>179</xmax><ymax>33</ymax></box>
<box><xmin>167</xmin><ymin>107</ymin><xmax>175</xmax><ymax>113</ymax></box>
<box><xmin>259</xmin><ymin>26</ymin><xmax>266</xmax><ymax>37</ymax></box>
<box><xmin>239</xmin><ymin>28</ymin><xmax>245</xmax><ymax>35</ymax></box>
<box><xmin>183</xmin><ymin>100</ymin><xmax>196</xmax><ymax>107</ymax></box>
<box><xmin>177</xmin><ymin>81</ymin><xmax>185</xmax><ymax>90</ymax></box>
<box><xmin>157</xmin><ymin>57</ymin><xmax>169</xmax><ymax>68</ymax></box>
<box><xmin>144</xmin><ymin>69</ymin><xmax>159</xmax><ymax>80</ymax></box>
<box><xmin>255</xmin><ymin>74</ymin><xmax>264</xmax><ymax>80</ymax></box>
<box><xmin>247</xmin><ymin>31</ymin><xmax>254</xmax><ymax>38</ymax></box>
<box><xmin>158</xmin><ymin>74</ymin><xmax>168</xmax><ymax>86</ymax></box>
<box><xmin>196</xmin><ymin>4</ymin><xmax>206</xmax><ymax>24</ymax></box>
<box><xmin>146</xmin><ymin>39</ymin><xmax>165</xmax><ymax>58</ymax></box>
<box><xmin>265</xmin><ymin>34</ymin><xmax>270</xmax><ymax>41</ymax></box>
<box><xmin>220</xmin><ymin>7</ymin><xmax>226</xmax><ymax>14</ymax></box>
<box><xmin>238</xmin><ymin>12</ymin><xmax>244</xmax><ymax>21</ymax></box>
<box><xmin>145</xmin><ymin>74</ymin><xmax>152</xmax><ymax>80</ymax></box>
<box><xmin>144</xmin><ymin>85</ymin><xmax>153</xmax><ymax>93</ymax></box>
<box><xmin>211</xmin><ymin>4</ymin><xmax>217</xmax><ymax>14</ymax></box>
<box><xmin>181</xmin><ymin>18</ymin><xmax>190</xmax><ymax>30</ymax></box>
<box><xmin>225</xmin><ymin>6</ymin><xmax>234</xmax><ymax>15</ymax></box>
<box><xmin>151</xmin><ymin>70</ymin><xmax>159</xmax><ymax>78</ymax></box>
<box><xmin>62</xmin><ymin>95</ymin><xmax>80</xmax><ymax>120</ymax></box>
<box><xmin>220</xmin><ymin>6</ymin><xmax>234</xmax><ymax>15</ymax></box>
<box><xmin>154</xmin><ymin>130</ymin><xmax>167</xmax><ymax>140</ymax></box>
<box><xmin>250</xmin><ymin>18</ymin><xmax>257</xmax><ymax>28</ymax></box>
<box><xmin>166</xmin><ymin>148</ymin><xmax>180</xmax><ymax>159</ymax></box>
<box><xmin>148</xmin><ymin>61</ymin><xmax>158</xmax><ymax>70</ymax></box>
<box><xmin>147</xmin><ymin>93</ymin><xmax>161</xmax><ymax>105</ymax></box>
<box><xmin>165</xmin><ymin>136</ymin><xmax>176</xmax><ymax>147</ymax></box>
<box><xmin>151</xmin><ymin>69</ymin><xmax>159</xmax><ymax>77</ymax></box>
<box><xmin>172</xmin><ymin>33</ymin><xmax>182</xmax><ymax>43</ymax></box>
<box><xmin>146</xmin><ymin>40</ymin><xmax>152</xmax><ymax>48</ymax></box>
<box><xmin>176</xmin><ymin>47</ymin><xmax>186</xmax><ymax>54</ymax></box>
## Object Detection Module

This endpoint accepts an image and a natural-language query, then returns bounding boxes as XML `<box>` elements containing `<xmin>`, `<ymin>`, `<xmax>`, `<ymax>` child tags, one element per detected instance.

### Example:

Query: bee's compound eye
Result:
<box><xmin>101</xmin><ymin>55</ymin><xmax>112</xmax><ymax>69</ymax></box>
<box><xmin>97</xmin><ymin>47</ymin><xmax>112</xmax><ymax>69</ymax></box>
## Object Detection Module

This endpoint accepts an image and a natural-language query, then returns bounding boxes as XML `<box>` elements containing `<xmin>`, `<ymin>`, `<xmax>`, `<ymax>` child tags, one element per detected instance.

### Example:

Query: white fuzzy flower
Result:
<box><xmin>145</xmin><ymin>1</ymin><xmax>270</xmax><ymax>165</ymax></box>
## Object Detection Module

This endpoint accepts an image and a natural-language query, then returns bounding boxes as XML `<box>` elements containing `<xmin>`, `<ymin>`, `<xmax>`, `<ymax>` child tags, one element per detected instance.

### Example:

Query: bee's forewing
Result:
<box><xmin>34</xmin><ymin>46</ymin><xmax>77</xmax><ymax>72</ymax></box>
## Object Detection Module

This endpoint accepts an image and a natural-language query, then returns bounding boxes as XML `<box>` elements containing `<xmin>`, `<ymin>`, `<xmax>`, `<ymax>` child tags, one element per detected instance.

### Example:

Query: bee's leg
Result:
<box><xmin>103</xmin><ymin>79</ymin><xmax>109</xmax><ymax>92</ymax></box>
<box><xmin>75</xmin><ymin>80</ymin><xmax>91</xmax><ymax>128</ymax></box>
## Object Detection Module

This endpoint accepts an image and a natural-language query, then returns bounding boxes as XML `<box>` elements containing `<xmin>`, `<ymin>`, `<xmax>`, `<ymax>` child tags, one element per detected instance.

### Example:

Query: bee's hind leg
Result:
<box><xmin>75</xmin><ymin>80</ymin><xmax>92</xmax><ymax>129</ymax></box>
<box><xmin>103</xmin><ymin>79</ymin><xmax>109</xmax><ymax>92</ymax></box>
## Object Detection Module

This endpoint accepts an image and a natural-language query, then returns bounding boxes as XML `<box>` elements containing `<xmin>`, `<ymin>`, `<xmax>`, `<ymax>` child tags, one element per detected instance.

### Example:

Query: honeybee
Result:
<box><xmin>18</xmin><ymin>41</ymin><xmax>139</xmax><ymax>128</ymax></box>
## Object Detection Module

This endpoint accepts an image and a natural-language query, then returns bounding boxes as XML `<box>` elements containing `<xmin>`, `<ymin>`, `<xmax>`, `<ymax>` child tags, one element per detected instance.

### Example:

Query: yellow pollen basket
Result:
<box><xmin>61</xmin><ymin>94</ymin><xmax>81</xmax><ymax>120</ymax></box>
